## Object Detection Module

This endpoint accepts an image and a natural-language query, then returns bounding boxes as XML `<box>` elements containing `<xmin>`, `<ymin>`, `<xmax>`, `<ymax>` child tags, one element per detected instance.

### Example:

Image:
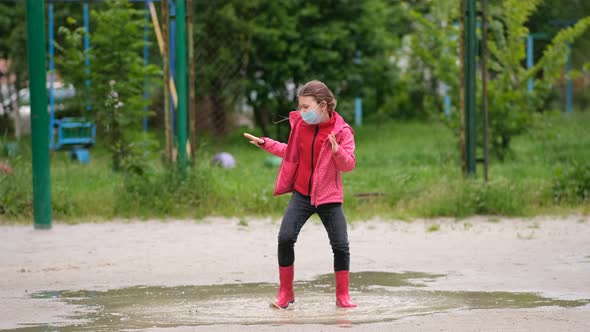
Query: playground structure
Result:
<box><xmin>48</xmin><ymin>2</ymin><xmax>95</xmax><ymax>164</ymax></box>
<box><xmin>27</xmin><ymin>0</ymin><xmax>190</xmax><ymax>229</ymax></box>
<box><xmin>526</xmin><ymin>22</ymin><xmax>576</xmax><ymax>114</ymax></box>
<box><xmin>46</xmin><ymin>0</ymin><xmax>187</xmax><ymax>164</ymax></box>
<box><xmin>451</xmin><ymin>2</ymin><xmax>578</xmax><ymax>180</ymax></box>
<box><xmin>442</xmin><ymin>24</ymin><xmax>575</xmax><ymax>115</ymax></box>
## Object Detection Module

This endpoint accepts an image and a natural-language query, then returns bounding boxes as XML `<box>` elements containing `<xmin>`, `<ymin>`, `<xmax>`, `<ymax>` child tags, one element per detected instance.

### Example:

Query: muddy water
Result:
<box><xmin>13</xmin><ymin>272</ymin><xmax>590</xmax><ymax>331</ymax></box>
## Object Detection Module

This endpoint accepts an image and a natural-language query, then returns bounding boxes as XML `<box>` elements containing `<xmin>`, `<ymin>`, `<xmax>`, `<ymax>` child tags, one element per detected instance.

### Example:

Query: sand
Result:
<box><xmin>1</xmin><ymin>215</ymin><xmax>589</xmax><ymax>331</ymax></box>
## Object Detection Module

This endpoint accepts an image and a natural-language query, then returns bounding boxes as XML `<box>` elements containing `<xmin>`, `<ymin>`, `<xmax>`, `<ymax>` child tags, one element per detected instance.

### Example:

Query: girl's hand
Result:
<box><xmin>243</xmin><ymin>133</ymin><xmax>265</xmax><ymax>147</ymax></box>
<box><xmin>328</xmin><ymin>133</ymin><xmax>339</xmax><ymax>153</ymax></box>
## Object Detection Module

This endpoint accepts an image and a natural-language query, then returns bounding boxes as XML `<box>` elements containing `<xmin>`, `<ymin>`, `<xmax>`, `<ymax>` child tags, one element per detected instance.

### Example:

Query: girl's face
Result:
<box><xmin>297</xmin><ymin>96</ymin><xmax>324</xmax><ymax>114</ymax></box>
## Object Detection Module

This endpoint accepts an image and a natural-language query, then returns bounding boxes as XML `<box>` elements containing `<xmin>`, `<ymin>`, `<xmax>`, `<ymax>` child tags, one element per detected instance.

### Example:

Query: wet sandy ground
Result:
<box><xmin>1</xmin><ymin>215</ymin><xmax>589</xmax><ymax>331</ymax></box>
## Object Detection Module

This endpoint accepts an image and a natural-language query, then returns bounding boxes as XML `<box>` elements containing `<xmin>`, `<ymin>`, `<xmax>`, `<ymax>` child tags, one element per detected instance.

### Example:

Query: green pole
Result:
<box><xmin>482</xmin><ymin>0</ymin><xmax>489</xmax><ymax>181</ymax></box>
<box><xmin>26</xmin><ymin>0</ymin><xmax>52</xmax><ymax>229</ymax></box>
<box><xmin>464</xmin><ymin>0</ymin><xmax>477</xmax><ymax>176</ymax></box>
<box><xmin>175</xmin><ymin>0</ymin><xmax>188</xmax><ymax>173</ymax></box>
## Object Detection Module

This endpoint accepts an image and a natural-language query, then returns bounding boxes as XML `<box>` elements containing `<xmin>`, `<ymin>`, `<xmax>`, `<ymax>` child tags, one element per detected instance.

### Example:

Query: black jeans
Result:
<box><xmin>278</xmin><ymin>191</ymin><xmax>351</xmax><ymax>271</ymax></box>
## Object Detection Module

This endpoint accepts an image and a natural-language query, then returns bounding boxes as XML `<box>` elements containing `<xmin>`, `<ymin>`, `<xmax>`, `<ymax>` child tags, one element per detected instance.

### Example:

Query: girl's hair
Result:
<box><xmin>297</xmin><ymin>80</ymin><xmax>337</xmax><ymax>114</ymax></box>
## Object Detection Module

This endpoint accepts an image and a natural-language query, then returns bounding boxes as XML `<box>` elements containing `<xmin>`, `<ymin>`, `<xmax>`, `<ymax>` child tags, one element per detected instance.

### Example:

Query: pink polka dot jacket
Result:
<box><xmin>260</xmin><ymin>111</ymin><xmax>356</xmax><ymax>207</ymax></box>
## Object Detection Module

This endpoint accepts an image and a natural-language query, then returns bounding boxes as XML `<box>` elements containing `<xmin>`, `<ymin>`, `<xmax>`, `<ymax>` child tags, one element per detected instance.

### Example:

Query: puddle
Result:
<box><xmin>14</xmin><ymin>271</ymin><xmax>590</xmax><ymax>331</ymax></box>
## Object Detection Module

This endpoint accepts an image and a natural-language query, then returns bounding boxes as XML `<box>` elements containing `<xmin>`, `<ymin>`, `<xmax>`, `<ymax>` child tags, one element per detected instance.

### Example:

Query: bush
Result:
<box><xmin>415</xmin><ymin>178</ymin><xmax>526</xmax><ymax>217</ymax></box>
<box><xmin>0</xmin><ymin>158</ymin><xmax>33</xmax><ymax>218</ymax></box>
<box><xmin>114</xmin><ymin>167</ymin><xmax>212</xmax><ymax>218</ymax></box>
<box><xmin>553</xmin><ymin>161</ymin><xmax>590</xmax><ymax>203</ymax></box>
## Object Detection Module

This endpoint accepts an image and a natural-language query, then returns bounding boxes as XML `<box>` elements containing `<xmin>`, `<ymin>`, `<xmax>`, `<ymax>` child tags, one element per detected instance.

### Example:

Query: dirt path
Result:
<box><xmin>1</xmin><ymin>216</ymin><xmax>589</xmax><ymax>331</ymax></box>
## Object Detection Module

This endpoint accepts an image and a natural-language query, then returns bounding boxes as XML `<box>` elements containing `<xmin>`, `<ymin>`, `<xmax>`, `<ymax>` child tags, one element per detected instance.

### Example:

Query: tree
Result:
<box><xmin>193</xmin><ymin>0</ymin><xmax>405</xmax><ymax>139</ymax></box>
<box><xmin>486</xmin><ymin>0</ymin><xmax>590</xmax><ymax>159</ymax></box>
<box><xmin>193</xmin><ymin>0</ymin><xmax>257</xmax><ymax>137</ymax></box>
<box><xmin>245</xmin><ymin>0</ymin><xmax>406</xmax><ymax>138</ymax></box>
<box><xmin>404</xmin><ymin>0</ymin><xmax>590</xmax><ymax>160</ymax></box>
<box><xmin>387</xmin><ymin>0</ymin><xmax>460</xmax><ymax>120</ymax></box>
<box><xmin>91</xmin><ymin>0</ymin><xmax>160</xmax><ymax>173</ymax></box>
<box><xmin>56</xmin><ymin>0</ymin><xmax>160</xmax><ymax>173</ymax></box>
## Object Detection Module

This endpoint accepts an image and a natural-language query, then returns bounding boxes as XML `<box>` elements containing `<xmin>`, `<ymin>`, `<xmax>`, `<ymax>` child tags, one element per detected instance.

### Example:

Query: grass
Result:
<box><xmin>427</xmin><ymin>224</ymin><xmax>440</xmax><ymax>232</ymax></box>
<box><xmin>1</xmin><ymin>111</ymin><xmax>589</xmax><ymax>223</ymax></box>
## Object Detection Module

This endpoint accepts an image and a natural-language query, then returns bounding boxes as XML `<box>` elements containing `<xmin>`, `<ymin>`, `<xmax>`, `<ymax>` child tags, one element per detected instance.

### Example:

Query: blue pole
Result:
<box><xmin>84</xmin><ymin>3</ymin><xmax>91</xmax><ymax>112</ymax></box>
<box><xmin>566</xmin><ymin>43</ymin><xmax>573</xmax><ymax>113</ymax></box>
<box><xmin>444</xmin><ymin>92</ymin><xmax>451</xmax><ymax>116</ymax></box>
<box><xmin>48</xmin><ymin>3</ymin><xmax>55</xmax><ymax>149</ymax></box>
<box><xmin>143</xmin><ymin>0</ymin><xmax>150</xmax><ymax>131</ymax></box>
<box><xmin>442</xmin><ymin>83</ymin><xmax>451</xmax><ymax>116</ymax></box>
<box><xmin>170</xmin><ymin>1</ymin><xmax>176</xmax><ymax>138</ymax></box>
<box><xmin>527</xmin><ymin>34</ymin><xmax>534</xmax><ymax>92</ymax></box>
<box><xmin>354</xmin><ymin>97</ymin><xmax>362</xmax><ymax>126</ymax></box>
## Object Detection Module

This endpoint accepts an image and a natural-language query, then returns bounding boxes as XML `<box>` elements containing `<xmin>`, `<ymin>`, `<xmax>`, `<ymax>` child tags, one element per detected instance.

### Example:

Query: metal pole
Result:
<box><xmin>175</xmin><ymin>0</ymin><xmax>188</xmax><ymax>172</ymax></box>
<box><xmin>84</xmin><ymin>3</ymin><xmax>91</xmax><ymax>112</ymax></box>
<box><xmin>464</xmin><ymin>0</ymin><xmax>477</xmax><ymax>176</ymax></box>
<box><xmin>354</xmin><ymin>97</ymin><xmax>362</xmax><ymax>126</ymax></box>
<box><xmin>459</xmin><ymin>0</ymin><xmax>466</xmax><ymax>176</ymax></box>
<box><xmin>49</xmin><ymin>2</ymin><xmax>55</xmax><ymax>149</ymax></box>
<box><xmin>527</xmin><ymin>35</ymin><xmax>534</xmax><ymax>92</ymax></box>
<box><xmin>26</xmin><ymin>0</ymin><xmax>52</xmax><ymax>229</ymax></box>
<box><xmin>566</xmin><ymin>43</ymin><xmax>573</xmax><ymax>113</ymax></box>
<box><xmin>443</xmin><ymin>83</ymin><xmax>451</xmax><ymax>116</ymax></box>
<box><xmin>482</xmin><ymin>0</ymin><xmax>489</xmax><ymax>181</ymax></box>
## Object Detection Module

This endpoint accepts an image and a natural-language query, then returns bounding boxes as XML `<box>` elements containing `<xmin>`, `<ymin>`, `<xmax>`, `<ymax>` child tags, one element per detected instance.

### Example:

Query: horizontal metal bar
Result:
<box><xmin>58</xmin><ymin>123</ymin><xmax>94</xmax><ymax>128</ymax></box>
<box><xmin>59</xmin><ymin>137</ymin><xmax>95</xmax><ymax>143</ymax></box>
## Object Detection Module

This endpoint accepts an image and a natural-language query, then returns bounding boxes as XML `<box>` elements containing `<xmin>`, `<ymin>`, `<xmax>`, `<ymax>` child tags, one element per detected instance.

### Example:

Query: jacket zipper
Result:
<box><xmin>308</xmin><ymin>125</ymin><xmax>319</xmax><ymax>196</ymax></box>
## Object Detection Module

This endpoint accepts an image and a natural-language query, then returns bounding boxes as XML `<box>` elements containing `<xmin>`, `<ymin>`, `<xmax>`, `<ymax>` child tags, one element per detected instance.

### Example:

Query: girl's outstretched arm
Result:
<box><xmin>243</xmin><ymin>133</ymin><xmax>287</xmax><ymax>159</ymax></box>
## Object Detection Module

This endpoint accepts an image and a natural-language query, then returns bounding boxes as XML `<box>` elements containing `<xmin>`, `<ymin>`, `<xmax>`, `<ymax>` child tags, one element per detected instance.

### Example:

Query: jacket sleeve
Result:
<box><xmin>259</xmin><ymin>137</ymin><xmax>287</xmax><ymax>159</ymax></box>
<box><xmin>332</xmin><ymin>128</ymin><xmax>356</xmax><ymax>172</ymax></box>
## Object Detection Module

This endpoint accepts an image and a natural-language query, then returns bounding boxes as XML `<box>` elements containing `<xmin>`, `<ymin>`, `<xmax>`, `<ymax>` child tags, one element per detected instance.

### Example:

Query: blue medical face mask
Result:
<box><xmin>300</xmin><ymin>105</ymin><xmax>324</xmax><ymax>125</ymax></box>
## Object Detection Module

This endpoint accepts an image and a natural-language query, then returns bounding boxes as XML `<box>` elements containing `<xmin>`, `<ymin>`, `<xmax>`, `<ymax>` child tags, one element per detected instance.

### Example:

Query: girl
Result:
<box><xmin>244</xmin><ymin>80</ymin><xmax>357</xmax><ymax>309</ymax></box>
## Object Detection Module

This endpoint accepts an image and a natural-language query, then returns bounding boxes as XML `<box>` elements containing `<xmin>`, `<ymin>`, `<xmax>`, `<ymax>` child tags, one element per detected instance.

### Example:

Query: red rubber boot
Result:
<box><xmin>272</xmin><ymin>265</ymin><xmax>295</xmax><ymax>309</ymax></box>
<box><xmin>335</xmin><ymin>270</ymin><xmax>357</xmax><ymax>308</ymax></box>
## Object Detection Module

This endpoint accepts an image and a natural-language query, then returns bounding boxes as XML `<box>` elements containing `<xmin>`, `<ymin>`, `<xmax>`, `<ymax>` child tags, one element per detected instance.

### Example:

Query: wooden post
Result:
<box><xmin>148</xmin><ymin>1</ymin><xmax>178</xmax><ymax>108</ymax></box>
<box><xmin>157</xmin><ymin>0</ymin><xmax>173</xmax><ymax>161</ymax></box>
